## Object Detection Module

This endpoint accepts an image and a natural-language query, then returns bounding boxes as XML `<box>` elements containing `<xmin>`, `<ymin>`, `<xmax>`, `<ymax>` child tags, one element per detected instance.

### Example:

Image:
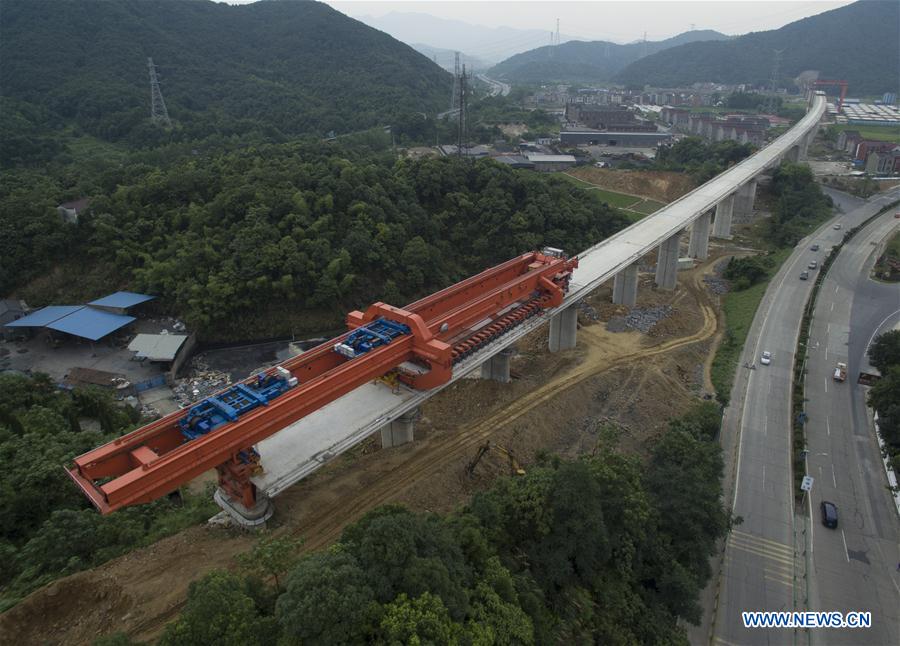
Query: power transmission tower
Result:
<box><xmin>765</xmin><ymin>49</ymin><xmax>784</xmax><ymax>113</ymax></box>
<box><xmin>556</xmin><ymin>18</ymin><xmax>560</xmax><ymax>46</ymax></box>
<box><xmin>642</xmin><ymin>31</ymin><xmax>648</xmax><ymax>58</ymax></box>
<box><xmin>457</xmin><ymin>65</ymin><xmax>468</xmax><ymax>158</ymax></box>
<box><xmin>450</xmin><ymin>52</ymin><xmax>461</xmax><ymax>111</ymax></box>
<box><xmin>147</xmin><ymin>57</ymin><xmax>171</xmax><ymax>127</ymax></box>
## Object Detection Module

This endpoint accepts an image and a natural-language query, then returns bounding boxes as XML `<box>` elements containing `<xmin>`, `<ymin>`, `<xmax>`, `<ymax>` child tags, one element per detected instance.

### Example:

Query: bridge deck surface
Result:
<box><xmin>254</xmin><ymin>96</ymin><xmax>825</xmax><ymax>496</ymax></box>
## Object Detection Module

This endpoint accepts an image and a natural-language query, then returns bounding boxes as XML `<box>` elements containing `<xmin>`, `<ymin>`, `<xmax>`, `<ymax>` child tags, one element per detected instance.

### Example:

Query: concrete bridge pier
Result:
<box><xmin>612</xmin><ymin>262</ymin><xmax>640</xmax><ymax>307</ymax></box>
<box><xmin>785</xmin><ymin>145</ymin><xmax>800</xmax><ymax>163</ymax></box>
<box><xmin>798</xmin><ymin>133</ymin><xmax>811</xmax><ymax>161</ymax></box>
<box><xmin>734</xmin><ymin>179</ymin><xmax>757</xmax><ymax>219</ymax></box>
<box><xmin>380</xmin><ymin>407</ymin><xmax>419</xmax><ymax>448</ymax></box>
<box><xmin>712</xmin><ymin>194</ymin><xmax>735</xmax><ymax>238</ymax></box>
<box><xmin>481</xmin><ymin>346</ymin><xmax>515</xmax><ymax>383</ymax></box>
<box><xmin>688</xmin><ymin>211</ymin><xmax>711</xmax><ymax>260</ymax></box>
<box><xmin>548</xmin><ymin>306</ymin><xmax>578</xmax><ymax>352</ymax></box>
<box><xmin>655</xmin><ymin>230</ymin><xmax>682</xmax><ymax>291</ymax></box>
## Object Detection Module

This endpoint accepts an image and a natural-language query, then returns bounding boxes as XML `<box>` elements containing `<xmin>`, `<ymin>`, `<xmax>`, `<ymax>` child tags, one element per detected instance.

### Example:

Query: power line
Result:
<box><xmin>147</xmin><ymin>57</ymin><xmax>171</xmax><ymax>127</ymax></box>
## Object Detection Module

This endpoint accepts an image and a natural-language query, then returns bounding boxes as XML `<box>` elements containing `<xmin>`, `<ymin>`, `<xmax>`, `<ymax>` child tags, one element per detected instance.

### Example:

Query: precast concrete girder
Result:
<box><xmin>612</xmin><ymin>262</ymin><xmax>639</xmax><ymax>307</ymax></box>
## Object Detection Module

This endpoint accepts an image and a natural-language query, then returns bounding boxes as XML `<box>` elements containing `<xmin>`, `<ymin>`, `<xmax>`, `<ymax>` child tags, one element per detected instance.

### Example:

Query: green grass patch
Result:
<box><xmin>829</xmin><ymin>123</ymin><xmax>900</xmax><ymax>145</ymax></box>
<box><xmin>710</xmin><ymin>248</ymin><xmax>790</xmax><ymax>404</ymax></box>
<box><xmin>552</xmin><ymin>172</ymin><xmax>642</xmax><ymax>208</ymax></box>
<box><xmin>628</xmin><ymin>199</ymin><xmax>666</xmax><ymax>215</ymax></box>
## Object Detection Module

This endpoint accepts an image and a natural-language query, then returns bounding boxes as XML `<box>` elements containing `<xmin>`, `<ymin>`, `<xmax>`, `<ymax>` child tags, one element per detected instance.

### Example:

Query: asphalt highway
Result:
<box><xmin>711</xmin><ymin>185</ymin><xmax>900</xmax><ymax>646</ymax></box>
<box><xmin>803</xmin><ymin>196</ymin><xmax>900</xmax><ymax>645</ymax></box>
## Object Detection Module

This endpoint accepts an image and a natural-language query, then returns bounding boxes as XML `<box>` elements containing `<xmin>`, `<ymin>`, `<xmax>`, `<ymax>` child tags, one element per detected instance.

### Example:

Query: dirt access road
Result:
<box><xmin>1</xmin><ymin>256</ymin><xmax>728</xmax><ymax>645</ymax></box>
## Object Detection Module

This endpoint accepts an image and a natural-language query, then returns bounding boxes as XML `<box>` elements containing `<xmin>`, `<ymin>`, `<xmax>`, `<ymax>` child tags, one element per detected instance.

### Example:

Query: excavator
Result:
<box><xmin>465</xmin><ymin>440</ymin><xmax>526</xmax><ymax>477</ymax></box>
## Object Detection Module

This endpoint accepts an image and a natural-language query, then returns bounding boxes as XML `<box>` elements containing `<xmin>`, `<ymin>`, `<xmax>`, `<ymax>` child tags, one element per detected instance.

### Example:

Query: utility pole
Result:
<box><xmin>457</xmin><ymin>65</ymin><xmax>468</xmax><ymax>158</ymax></box>
<box><xmin>765</xmin><ymin>49</ymin><xmax>784</xmax><ymax>113</ymax></box>
<box><xmin>148</xmin><ymin>57</ymin><xmax>171</xmax><ymax>127</ymax></box>
<box><xmin>450</xmin><ymin>51</ymin><xmax>461</xmax><ymax>112</ymax></box>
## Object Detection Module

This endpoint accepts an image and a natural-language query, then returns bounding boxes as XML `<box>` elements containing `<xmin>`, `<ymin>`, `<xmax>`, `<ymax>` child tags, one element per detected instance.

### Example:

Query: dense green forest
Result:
<box><xmin>487</xmin><ymin>30</ymin><xmax>729</xmax><ymax>84</ymax></box>
<box><xmin>653</xmin><ymin>137</ymin><xmax>755</xmax><ymax>183</ymax></box>
<box><xmin>148</xmin><ymin>403</ymin><xmax>729</xmax><ymax>645</ymax></box>
<box><xmin>615</xmin><ymin>1</ymin><xmax>899</xmax><ymax>94</ymax></box>
<box><xmin>0</xmin><ymin>373</ymin><xmax>217</xmax><ymax>610</ymax></box>
<box><xmin>1</xmin><ymin>141</ymin><xmax>628</xmax><ymax>341</ymax></box>
<box><xmin>868</xmin><ymin>330</ymin><xmax>900</xmax><ymax>472</ymax></box>
<box><xmin>0</xmin><ymin>0</ymin><xmax>451</xmax><ymax>153</ymax></box>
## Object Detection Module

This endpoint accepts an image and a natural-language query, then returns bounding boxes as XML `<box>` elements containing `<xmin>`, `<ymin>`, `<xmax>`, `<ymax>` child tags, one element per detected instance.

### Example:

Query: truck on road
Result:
<box><xmin>833</xmin><ymin>362</ymin><xmax>847</xmax><ymax>382</ymax></box>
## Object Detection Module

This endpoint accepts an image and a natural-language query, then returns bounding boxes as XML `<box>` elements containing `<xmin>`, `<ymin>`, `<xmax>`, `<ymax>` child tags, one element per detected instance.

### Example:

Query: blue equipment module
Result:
<box><xmin>334</xmin><ymin>318</ymin><xmax>411</xmax><ymax>359</ymax></box>
<box><xmin>179</xmin><ymin>368</ymin><xmax>297</xmax><ymax>441</ymax></box>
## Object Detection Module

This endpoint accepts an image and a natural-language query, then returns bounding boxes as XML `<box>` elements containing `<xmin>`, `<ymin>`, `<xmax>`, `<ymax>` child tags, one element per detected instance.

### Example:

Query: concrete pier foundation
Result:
<box><xmin>213</xmin><ymin>488</ymin><xmax>274</xmax><ymax>528</ymax></box>
<box><xmin>480</xmin><ymin>347</ymin><xmax>514</xmax><ymax>383</ymax></box>
<box><xmin>713</xmin><ymin>194</ymin><xmax>734</xmax><ymax>238</ymax></box>
<box><xmin>654</xmin><ymin>231</ymin><xmax>681</xmax><ymax>291</ymax></box>
<box><xmin>688</xmin><ymin>211</ymin><xmax>711</xmax><ymax>260</ymax></box>
<box><xmin>548</xmin><ymin>306</ymin><xmax>578</xmax><ymax>352</ymax></box>
<box><xmin>380</xmin><ymin>407</ymin><xmax>419</xmax><ymax>448</ymax></box>
<box><xmin>612</xmin><ymin>263</ymin><xmax>639</xmax><ymax>307</ymax></box>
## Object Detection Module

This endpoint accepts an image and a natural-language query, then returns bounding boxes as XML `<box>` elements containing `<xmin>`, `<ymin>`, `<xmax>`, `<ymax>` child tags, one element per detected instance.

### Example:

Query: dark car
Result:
<box><xmin>811</xmin><ymin>244</ymin><xmax>820</xmax><ymax>251</ymax></box>
<box><xmin>821</xmin><ymin>501</ymin><xmax>838</xmax><ymax>529</ymax></box>
<box><xmin>800</xmin><ymin>271</ymin><xmax>809</xmax><ymax>280</ymax></box>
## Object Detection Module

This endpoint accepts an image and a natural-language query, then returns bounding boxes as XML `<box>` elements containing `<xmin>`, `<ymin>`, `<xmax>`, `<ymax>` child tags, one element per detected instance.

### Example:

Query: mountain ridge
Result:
<box><xmin>488</xmin><ymin>30</ymin><xmax>730</xmax><ymax>83</ymax></box>
<box><xmin>0</xmin><ymin>0</ymin><xmax>451</xmax><ymax>147</ymax></box>
<box><xmin>614</xmin><ymin>1</ymin><xmax>898</xmax><ymax>93</ymax></box>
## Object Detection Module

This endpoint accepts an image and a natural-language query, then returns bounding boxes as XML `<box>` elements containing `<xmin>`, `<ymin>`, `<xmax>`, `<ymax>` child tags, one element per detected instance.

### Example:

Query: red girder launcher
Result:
<box><xmin>66</xmin><ymin>250</ymin><xmax>578</xmax><ymax>518</ymax></box>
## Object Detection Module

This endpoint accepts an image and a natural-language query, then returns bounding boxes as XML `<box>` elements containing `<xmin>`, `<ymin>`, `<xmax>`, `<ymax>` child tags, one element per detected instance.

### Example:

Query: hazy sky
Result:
<box><xmin>320</xmin><ymin>1</ymin><xmax>854</xmax><ymax>41</ymax></box>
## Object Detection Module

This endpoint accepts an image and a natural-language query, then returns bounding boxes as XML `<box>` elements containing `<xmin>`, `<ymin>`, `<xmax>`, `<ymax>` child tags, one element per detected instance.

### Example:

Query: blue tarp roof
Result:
<box><xmin>88</xmin><ymin>291</ymin><xmax>155</xmax><ymax>309</ymax></box>
<box><xmin>4</xmin><ymin>305</ymin><xmax>84</xmax><ymax>328</ymax></box>
<box><xmin>46</xmin><ymin>308</ymin><xmax>135</xmax><ymax>341</ymax></box>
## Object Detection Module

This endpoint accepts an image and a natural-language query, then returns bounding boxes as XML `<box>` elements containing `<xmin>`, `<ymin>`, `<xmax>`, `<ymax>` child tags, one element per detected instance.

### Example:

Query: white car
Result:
<box><xmin>833</xmin><ymin>223</ymin><xmax>842</xmax><ymax>230</ymax></box>
<box><xmin>760</xmin><ymin>351</ymin><xmax>772</xmax><ymax>365</ymax></box>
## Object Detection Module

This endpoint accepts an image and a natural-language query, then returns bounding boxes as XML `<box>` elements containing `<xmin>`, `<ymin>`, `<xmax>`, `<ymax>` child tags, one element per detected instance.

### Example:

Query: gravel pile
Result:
<box><xmin>606</xmin><ymin>305</ymin><xmax>673</xmax><ymax>334</ymax></box>
<box><xmin>703</xmin><ymin>276</ymin><xmax>730</xmax><ymax>295</ymax></box>
<box><xmin>577</xmin><ymin>300</ymin><xmax>600</xmax><ymax>322</ymax></box>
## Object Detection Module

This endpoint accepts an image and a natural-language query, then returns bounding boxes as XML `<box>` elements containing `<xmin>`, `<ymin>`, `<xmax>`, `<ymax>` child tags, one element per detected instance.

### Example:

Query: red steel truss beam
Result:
<box><xmin>66</xmin><ymin>252</ymin><xmax>577</xmax><ymax>513</ymax></box>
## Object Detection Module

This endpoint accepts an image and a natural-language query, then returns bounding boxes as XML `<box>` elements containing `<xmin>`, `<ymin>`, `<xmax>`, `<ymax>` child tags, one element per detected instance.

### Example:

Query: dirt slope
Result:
<box><xmin>568</xmin><ymin>167</ymin><xmax>697</xmax><ymax>202</ymax></box>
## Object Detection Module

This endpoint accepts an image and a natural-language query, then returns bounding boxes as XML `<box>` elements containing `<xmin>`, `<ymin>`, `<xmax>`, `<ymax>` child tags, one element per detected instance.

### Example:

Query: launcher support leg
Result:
<box><xmin>213</xmin><ymin>452</ymin><xmax>273</xmax><ymax>527</ymax></box>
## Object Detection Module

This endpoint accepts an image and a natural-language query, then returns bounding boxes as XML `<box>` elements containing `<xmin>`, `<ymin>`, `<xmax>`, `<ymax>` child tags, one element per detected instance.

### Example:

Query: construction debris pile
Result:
<box><xmin>605</xmin><ymin>305</ymin><xmax>674</xmax><ymax>334</ymax></box>
<box><xmin>577</xmin><ymin>300</ymin><xmax>601</xmax><ymax>322</ymax></box>
<box><xmin>173</xmin><ymin>356</ymin><xmax>232</xmax><ymax>407</ymax></box>
<box><xmin>703</xmin><ymin>275</ymin><xmax>730</xmax><ymax>295</ymax></box>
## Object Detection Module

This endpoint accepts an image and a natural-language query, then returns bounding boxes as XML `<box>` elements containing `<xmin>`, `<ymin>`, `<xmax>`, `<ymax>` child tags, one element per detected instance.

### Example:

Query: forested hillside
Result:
<box><xmin>159</xmin><ymin>404</ymin><xmax>729</xmax><ymax>645</ymax></box>
<box><xmin>488</xmin><ymin>30</ymin><xmax>729</xmax><ymax>84</ymax></box>
<box><xmin>615</xmin><ymin>1</ymin><xmax>899</xmax><ymax>93</ymax></box>
<box><xmin>0</xmin><ymin>0</ymin><xmax>450</xmax><ymax>153</ymax></box>
<box><xmin>2</xmin><ymin>142</ymin><xmax>629</xmax><ymax>341</ymax></box>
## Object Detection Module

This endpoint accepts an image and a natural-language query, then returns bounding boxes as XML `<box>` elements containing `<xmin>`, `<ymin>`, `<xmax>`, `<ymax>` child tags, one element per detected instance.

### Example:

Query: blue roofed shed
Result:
<box><xmin>4</xmin><ymin>305</ymin><xmax>85</xmax><ymax>328</ymax></box>
<box><xmin>88</xmin><ymin>291</ymin><xmax>155</xmax><ymax>315</ymax></box>
<box><xmin>46</xmin><ymin>308</ymin><xmax>135</xmax><ymax>342</ymax></box>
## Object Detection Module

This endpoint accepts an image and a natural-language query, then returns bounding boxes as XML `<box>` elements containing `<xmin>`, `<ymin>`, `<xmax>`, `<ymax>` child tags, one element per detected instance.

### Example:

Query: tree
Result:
<box><xmin>237</xmin><ymin>533</ymin><xmax>303</xmax><ymax>592</ymax></box>
<box><xmin>868</xmin><ymin>330</ymin><xmax>900</xmax><ymax>374</ymax></box>
<box><xmin>276</xmin><ymin>549</ymin><xmax>378</xmax><ymax>644</ymax></box>
<box><xmin>378</xmin><ymin>592</ymin><xmax>461</xmax><ymax>646</ymax></box>
<box><xmin>160</xmin><ymin>571</ymin><xmax>276</xmax><ymax>646</ymax></box>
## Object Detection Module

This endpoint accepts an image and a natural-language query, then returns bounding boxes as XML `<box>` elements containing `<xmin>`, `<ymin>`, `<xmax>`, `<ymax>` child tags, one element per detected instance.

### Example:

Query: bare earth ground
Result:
<box><xmin>568</xmin><ymin>167</ymin><xmax>697</xmax><ymax>203</ymax></box>
<box><xmin>1</xmin><ymin>255</ymin><xmax>731</xmax><ymax>646</ymax></box>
